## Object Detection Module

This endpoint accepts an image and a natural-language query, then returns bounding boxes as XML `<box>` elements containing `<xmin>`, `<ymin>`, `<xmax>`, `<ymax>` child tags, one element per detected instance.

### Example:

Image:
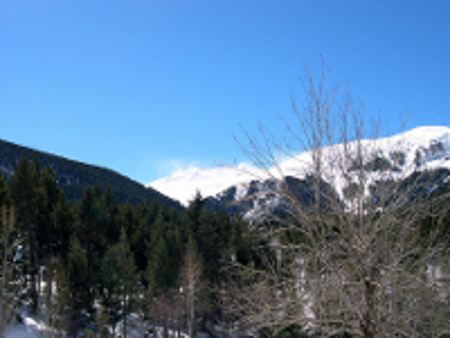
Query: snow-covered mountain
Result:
<box><xmin>149</xmin><ymin>126</ymin><xmax>450</xmax><ymax>210</ymax></box>
<box><xmin>149</xmin><ymin>163</ymin><xmax>266</xmax><ymax>206</ymax></box>
<box><xmin>276</xmin><ymin>125</ymin><xmax>450</xmax><ymax>200</ymax></box>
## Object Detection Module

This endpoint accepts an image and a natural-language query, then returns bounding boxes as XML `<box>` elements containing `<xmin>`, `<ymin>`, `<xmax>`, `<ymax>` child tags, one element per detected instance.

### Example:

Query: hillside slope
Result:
<box><xmin>0</xmin><ymin>139</ymin><xmax>182</xmax><ymax>208</ymax></box>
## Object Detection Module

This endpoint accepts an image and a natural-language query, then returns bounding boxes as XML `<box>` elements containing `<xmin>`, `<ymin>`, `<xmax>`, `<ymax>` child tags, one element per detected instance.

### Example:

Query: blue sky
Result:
<box><xmin>1</xmin><ymin>1</ymin><xmax>449</xmax><ymax>184</ymax></box>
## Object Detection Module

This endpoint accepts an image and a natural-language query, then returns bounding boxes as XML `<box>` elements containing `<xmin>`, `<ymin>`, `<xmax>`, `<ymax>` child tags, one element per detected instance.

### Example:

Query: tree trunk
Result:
<box><xmin>123</xmin><ymin>293</ymin><xmax>127</xmax><ymax>338</ymax></box>
<box><xmin>361</xmin><ymin>279</ymin><xmax>376</xmax><ymax>338</ymax></box>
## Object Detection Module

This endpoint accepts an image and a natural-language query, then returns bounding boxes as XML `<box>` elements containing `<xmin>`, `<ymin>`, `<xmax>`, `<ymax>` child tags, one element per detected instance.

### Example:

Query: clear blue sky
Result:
<box><xmin>1</xmin><ymin>1</ymin><xmax>449</xmax><ymax>184</ymax></box>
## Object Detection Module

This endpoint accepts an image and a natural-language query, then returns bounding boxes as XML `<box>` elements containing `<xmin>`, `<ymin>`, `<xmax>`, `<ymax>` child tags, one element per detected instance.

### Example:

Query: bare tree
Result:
<box><xmin>178</xmin><ymin>237</ymin><xmax>204</xmax><ymax>338</ymax></box>
<box><xmin>222</xmin><ymin>259</ymin><xmax>302</xmax><ymax>336</ymax></box>
<box><xmin>148</xmin><ymin>291</ymin><xmax>172</xmax><ymax>338</ymax></box>
<box><xmin>38</xmin><ymin>256</ymin><xmax>72</xmax><ymax>337</ymax></box>
<box><xmin>230</xmin><ymin>64</ymin><xmax>450</xmax><ymax>337</ymax></box>
<box><xmin>214</xmin><ymin>282</ymin><xmax>236</xmax><ymax>338</ymax></box>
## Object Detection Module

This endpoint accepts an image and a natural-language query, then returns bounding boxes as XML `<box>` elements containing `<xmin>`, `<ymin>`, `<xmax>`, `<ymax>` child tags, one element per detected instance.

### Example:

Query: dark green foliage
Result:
<box><xmin>7</xmin><ymin>158</ymin><xmax>41</xmax><ymax>312</ymax></box>
<box><xmin>52</xmin><ymin>196</ymin><xmax>75</xmax><ymax>260</ymax></box>
<box><xmin>145</xmin><ymin>207</ymin><xmax>182</xmax><ymax>294</ymax></box>
<box><xmin>130</xmin><ymin>200</ymin><xmax>159</xmax><ymax>272</ymax></box>
<box><xmin>0</xmin><ymin>158</ymin><xmax>264</xmax><ymax>336</ymax></box>
<box><xmin>100</xmin><ymin>228</ymin><xmax>139</xmax><ymax>336</ymax></box>
<box><xmin>67</xmin><ymin>235</ymin><xmax>91</xmax><ymax>319</ymax></box>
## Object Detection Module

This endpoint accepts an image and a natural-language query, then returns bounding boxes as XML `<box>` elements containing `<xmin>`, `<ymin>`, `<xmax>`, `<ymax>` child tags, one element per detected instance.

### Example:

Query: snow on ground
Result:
<box><xmin>6</xmin><ymin>321</ymin><xmax>39</xmax><ymax>338</ymax></box>
<box><xmin>6</xmin><ymin>314</ymin><xmax>187</xmax><ymax>338</ymax></box>
<box><xmin>6</xmin><ymin>309</ymin><xmax>51</xmax><ymax>338</ymax></box>
<box><xmin>6</xmin><ymin>325</ymin><xmax>38</xmax><ymax>338</ymax></box>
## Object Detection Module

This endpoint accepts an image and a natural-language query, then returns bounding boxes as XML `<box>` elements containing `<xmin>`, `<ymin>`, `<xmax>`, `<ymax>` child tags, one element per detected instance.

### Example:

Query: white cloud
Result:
<box><xmin>158</xmin><ymin>159</ymin><xmax>199</xmax><ymax>177</ymax></box>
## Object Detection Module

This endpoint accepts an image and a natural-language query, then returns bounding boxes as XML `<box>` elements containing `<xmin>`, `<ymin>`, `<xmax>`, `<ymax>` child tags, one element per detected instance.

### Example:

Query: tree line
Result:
<box><xmin>0</xmin><ymin>157</ymin><xmax>254</xmax><ymax>337</ymax></box>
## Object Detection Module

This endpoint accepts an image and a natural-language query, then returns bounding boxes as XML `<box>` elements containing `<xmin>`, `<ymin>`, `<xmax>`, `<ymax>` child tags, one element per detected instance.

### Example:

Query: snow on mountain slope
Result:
<box><xmin>149</xmin><ymin>126</ymin><xmax>450</xmax><ymax>206</ymax></box>
<box><xmin>278</xmin><ymin>125</ymin><xmax>450</xmax><ymax>199</ymax></box>
<box><xmin>149</xmin><ymin>163</ymin><xmax>266</xmax><ymax>206</ymax></box>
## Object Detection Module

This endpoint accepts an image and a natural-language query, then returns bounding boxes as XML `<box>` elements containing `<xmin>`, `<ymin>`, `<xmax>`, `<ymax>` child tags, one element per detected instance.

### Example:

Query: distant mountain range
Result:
<box><xmin>2</xmin><ymin>126</ymin><xmax>448</xmax><ymax>215</ymax></box>
<box><xmin>0</xmin><ymin>139</ymin><xmax>182</xmax><ymax>209</ymax></box>
<box><xmin>149</xmin><ymin>126</ymin><xmax>450</xmax><ymax>218</ymax></box>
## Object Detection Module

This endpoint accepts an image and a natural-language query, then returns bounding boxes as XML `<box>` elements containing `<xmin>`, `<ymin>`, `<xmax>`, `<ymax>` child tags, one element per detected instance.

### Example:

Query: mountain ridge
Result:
<box><xmin>149</xmin><ymin>126</ymin><xmax>450</xmax><ymax>207</ymax></box>
<box><xmin>0</xmin><ymin>138</ymin><xmax>182</xmax><ymax>209</ymax></box>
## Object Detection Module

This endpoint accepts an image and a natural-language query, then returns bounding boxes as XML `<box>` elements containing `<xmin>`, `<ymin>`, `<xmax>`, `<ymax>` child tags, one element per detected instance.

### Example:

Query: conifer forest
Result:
<box><xmin>1</xmin><ymin>158</ymin><xmax>253</xmax><ymax>337</ymax></box>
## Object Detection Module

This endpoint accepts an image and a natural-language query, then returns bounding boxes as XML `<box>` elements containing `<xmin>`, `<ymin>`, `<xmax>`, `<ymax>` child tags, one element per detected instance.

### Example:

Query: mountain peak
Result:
<box><xmin>149</xmin><ymin>163</ymin><xmax>265</xmax><ymax>206</ymax></box>
<box><xmin>149</xmin><ymin>126</ymin><xmax>450</xmax><ymax>206</ymax></box>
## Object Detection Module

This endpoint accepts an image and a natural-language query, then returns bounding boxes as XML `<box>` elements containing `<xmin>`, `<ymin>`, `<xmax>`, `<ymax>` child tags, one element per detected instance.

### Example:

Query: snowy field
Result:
<box><xmin>7</xmin><ymin>323</ymin><xmax>38</xmax><ymax>338</ymax></box>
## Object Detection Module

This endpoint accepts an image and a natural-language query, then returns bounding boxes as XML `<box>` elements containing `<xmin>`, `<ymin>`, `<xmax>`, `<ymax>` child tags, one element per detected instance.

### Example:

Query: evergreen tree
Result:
<box><xmin>35</xmin><ymin>164</ymin><xmax>65</xmax><ymax>306</ymax></box>
<box><xmin>76</xmin><ymin>185</ymin><xmax>108</xmax><ymax>312</ymax></box>
<box><xmin>52</xmin><ymin>196</ymin><xmax>74</xmax><ymax>262</ymax></box>
<box><xmin>185</xmin><ymin>192</ymin><xmax>206</xmax><ymax>236</ymax></box>
<box><xmin>7</xmin><ymin>158</ymin><xmax>40</xmax><ymax>312</ymax></box>
<box><xmin>102</xmin><ymin>186</ymin><xmax>120</xmax><ymax>244</ymax></box>
<box><xmin>67</xmin><ymin>235</ymin><xmax>91</xmax><ymax>327</ymax></box>
<box><xmin>100</xmin><ymin>228</ymin><xmax>139</xmax><ymax>337</ymax></box>
<box><xmin>0</xmin><ymin>205</ymin><xmax>23</xmax><ymax>338</ymax></box>
<box><xmin>145</xmin><ymin>208</ymin><xmax>173</xmax><ymax>294</ymax></box>
<box><xmin>197</xmin><ymin>209</ymin><xmax>220</xmax><ymax>281</ymax></box>
<box><xmin>130</xmin><ymin>200</ymin><xmax>157</xmax><ymax>273</ymax></box>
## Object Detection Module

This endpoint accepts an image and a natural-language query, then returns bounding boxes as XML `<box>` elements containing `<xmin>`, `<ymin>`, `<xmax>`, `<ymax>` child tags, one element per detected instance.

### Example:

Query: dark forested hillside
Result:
<box><xmin>0</xmin><ymin>155</ymin><xmax>253</xmax><ymax>337</ymax></box>
<box><xmin>0</xmin><ymin>139</ymin><xmax>181</xmax><ymax>208</ymax></box>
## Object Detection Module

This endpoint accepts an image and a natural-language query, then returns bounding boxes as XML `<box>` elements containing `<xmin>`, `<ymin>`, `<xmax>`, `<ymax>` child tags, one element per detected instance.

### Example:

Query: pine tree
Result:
<box><xmin>145</xmin><ymin>209</ymin><xmax>173</xmax><ymax>294</ymax></box>
<box><xmin>36</xmin><ymin>165</ymin><xmax>63</xmax><ymax>258</ymax></box>
<box><xmin>7</xmin><ymin>158</ymin><xmax>40</xmax><ymax>312</ymax></box>
<box><xmin>76</xmin><ymin>184</ymin><xmax>108</xmax><ymax>317</ymax></box>
<box><xmin>130</xmin><ymin>200</ymin><xmax>156</xmax><ymax>272</ymax></box>
<box><xmin>52</xmin><ymin>196</ymin><xmax>74</xmax><ymax>262</ymax></box>
<box><xmin>0</xmin><ymin>204</ymin><xmax>23</xmax><ymax>338</ymax></box>
<box><xmin>67</xmin><ymin>235</ymin><xmax>91</xmax><ymax>327</ymax></box>
<box><xmin>100</xmin><ymin>228</ymin><xmax>139</xmax><ymax>337</ymax></box>
<box><xmin>102</xmin><ymin>186</ymin><xmax>120</xmax><ymax>244</ymax></box>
